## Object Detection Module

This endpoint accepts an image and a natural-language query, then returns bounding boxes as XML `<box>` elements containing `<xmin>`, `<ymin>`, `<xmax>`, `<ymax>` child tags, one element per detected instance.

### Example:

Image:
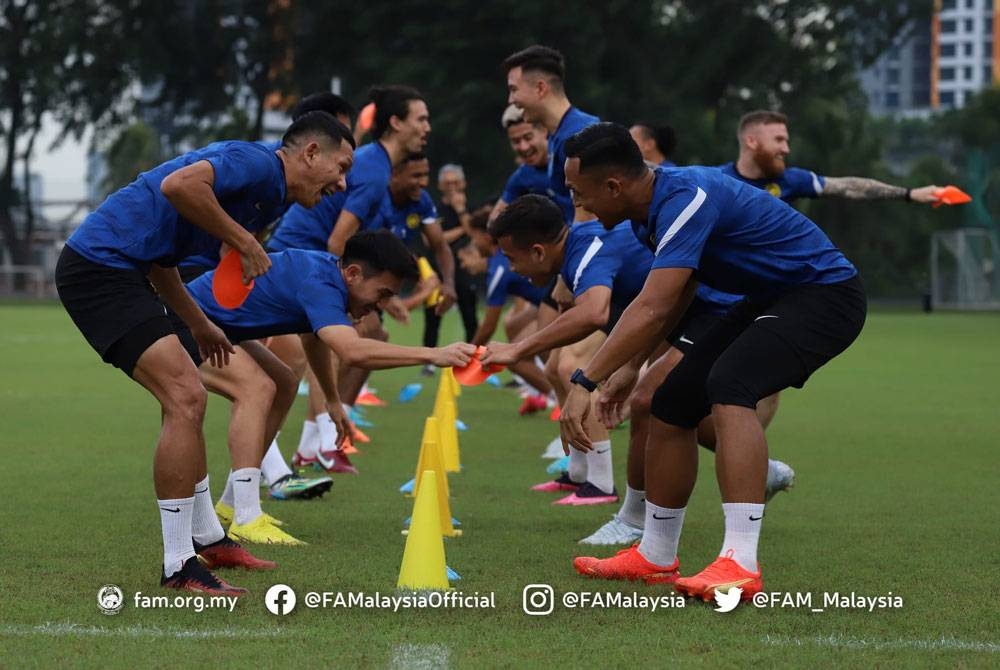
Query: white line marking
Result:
<box><xmin>0</xmin><ymin>623</ymin><xmax>284</xmax><ymax>640</ymax></box>
<box><xmin>810</xmin><ymin>608</ymin><xmax>824</xmax><ymax>613</ymax></box>
<box><xmin>390</xmin><ymin>642</ymin><xmax>450</xmax><ymax>669</ymax></box>
<box><xmin>761</xmin><ymin>633</ymin><xmax>1000</xmax><ymax>653</ymax></box>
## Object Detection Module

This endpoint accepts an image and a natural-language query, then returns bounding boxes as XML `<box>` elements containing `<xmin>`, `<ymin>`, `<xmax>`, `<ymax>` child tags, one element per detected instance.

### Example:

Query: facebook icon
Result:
<box><xmin>265</xmin><ymin>584</ymin><xmax>297</xmax><ymax>616</ymax></box>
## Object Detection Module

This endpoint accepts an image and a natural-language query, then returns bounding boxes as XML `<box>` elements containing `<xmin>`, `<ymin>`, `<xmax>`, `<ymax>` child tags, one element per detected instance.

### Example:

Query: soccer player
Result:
<box><xmin>464</xmin><ymin>209</ymin><xmax>553</xmax><ymax>403</ymax></box>
<box><xmin>722</xmin><ymin>110</ymin><xmax>940</xmax><ymax>203</ymax></box>
<box><xmin>502</xmin><ymin>45</ymin><xmax>600</xmax><ymax>222</ymax></box>
<box><xmin>630</xmin><ymin>123</ymin><xmax>677</xmax><ymax>167</ymax></box>
<box><xmin>482</xmin><ymin>195</ymin><xmax>654</xmax><ymax>505</ymax></box>
<box><xmin>488</xmin><ymin>105</ymin><xmax>551</xmax><ymax>223</ymax></box>
<box><xmin>179</xmin><ymin>231</ymin><xmax>475</xmax><ymax>544</ymax></box>
<box><xmin>270</xmin><ymin>86</ymin><xmax>452</xmax><ymax>469</ymax></box>
<box><xmin>578</xmin><ymin>285</ymin><xmax>791</xmax><ymax>546</ymax></box>
<box><xmin>560</xmin><ymin>123</ymin><xmax>866</xmax><ymax>601</ymax></box>
<box><xmin>372</xmin><ymin>153</ymin><xmax>455</xmax><ymax>310</ymax></box>
<box><xmin>55</xmin><ymin>111</ymin><xmax>356</xmax><ymax>594</ymax></box>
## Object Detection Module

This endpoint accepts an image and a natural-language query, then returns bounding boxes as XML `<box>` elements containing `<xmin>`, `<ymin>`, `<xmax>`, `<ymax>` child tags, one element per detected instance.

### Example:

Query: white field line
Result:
<box><xmin>0</xmin><ymin>622</ymin><xmax>284</xmax><ymax>640</ymax></box>
<box><xmin>390</xmin><ymin>643</ymin><xmax>450</xmax><ymax>669</ymax></box>
<box><xmin>761</xmin><ymin>633</ymin><xmax>1000</xmax><ymax>654</ymax></box>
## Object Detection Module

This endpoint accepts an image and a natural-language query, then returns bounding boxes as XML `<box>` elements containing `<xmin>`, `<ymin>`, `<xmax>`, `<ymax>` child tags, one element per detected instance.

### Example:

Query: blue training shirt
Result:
<box><xmin>186</xmin><ymin>249</ymin><xmax>354</xmax><ymax>341</ymax></box>
<box><xmin>635</xmin><ymin>166</ymin><xmax>856</xmax><ymax>298</ymax></box>
<box><xmin>181</xmin><ymin>139</ymin><xmax>287</xmax><ymax>269</ymax></box>
<box><xmin>501</xmin><ymin>164</ymin><xmax>551</xmax><ymax>204</ymax></box>
<box><xmin>373</xmin><ymin>189</ymin><xmax>439</xmax><ymax>247</ymax></box>
<box><xmin>548</xmin><ymin>107</ymin><xmax>601</xmax><ymax>220</ymax></box>
<box><xmin>717</xmin><ymin>162</ymin><xmax>825</xmax><ymax>203</ymax></box>
<box><xmin>560</xmin><ymin>220</ymin><xmax>653</xmax><ymax>308</ymax></box>
<box><xmin>268</xmin><ymin>141</ymin><xmax>391</xmax><ymax>251</ymax></box>
<box><xmin>485</xmin><ymin>250</ymin><xmax>547</xmax><ymax>307</ymax></box>
<box><xmin>67</xmin><ymin>141</ymin><xmax>287</xmax><ymax>272</ymax></box>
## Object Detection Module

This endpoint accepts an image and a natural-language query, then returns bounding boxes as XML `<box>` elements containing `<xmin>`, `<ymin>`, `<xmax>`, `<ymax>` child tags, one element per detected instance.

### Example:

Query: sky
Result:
<box><xmin>32</xmin><ymin>115</ymin><xmax>90</xmax><ymax>203</ymax></box>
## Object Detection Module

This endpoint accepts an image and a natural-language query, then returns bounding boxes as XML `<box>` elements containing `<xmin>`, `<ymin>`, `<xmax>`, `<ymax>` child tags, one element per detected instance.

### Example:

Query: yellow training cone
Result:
<box><xmin>411</xmin><ymin>420</ymin><xmax>460</xmax><ymax>537</ymax></box>
<box><xmin>433</xmin><ymin>370</ymin><xmax>454</xmax><ymax>420</ymax></box>
<box><xmin>447</xmin><ymin>366</ymin><xmax>461</xmax><ymax>398</ymax></box>
<box><xmin>439</xmin><ymin>399</ymin><xmax>461</xmax><ymax>473</ymax></box>
<box><xmin>397</xmin><ymin>470</ymin><xmax>450</xmax><ymax>590</ymax></box>
<box><xmin>413</xmin><ymin>417</ymin><xmax>450</xmax><ymax>501</ymax></box>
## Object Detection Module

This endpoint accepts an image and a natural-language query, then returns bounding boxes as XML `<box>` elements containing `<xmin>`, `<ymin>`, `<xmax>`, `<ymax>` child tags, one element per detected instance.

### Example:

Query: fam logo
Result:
<box><xmin>97</xmin><ymin>584</ymin><xmax>124</xmax><ymax>616</ymax></box>
<box><xmin>764</xmin><ymin>183</ymin><xmax>782</xmax><ymax>198</ymax></box>
<box><xmin>406</xmin><ymin>213</ymin><xmax>421</xmax><ymax>229</ymax></box>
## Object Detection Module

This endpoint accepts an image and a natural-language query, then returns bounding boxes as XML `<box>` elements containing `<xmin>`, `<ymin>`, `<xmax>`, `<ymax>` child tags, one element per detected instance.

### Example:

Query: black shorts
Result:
<box><xmin>178</xmin><ymin>263</ymin><xmax>211</xmax><ymax>284</ymax></box>
<box><xmin>650</xmin><ymin>276</ymin><xmax>867</xmax><ymax>428</ymax></box>
<box><xmin>56</xmin><ymin>245</ymin><xmax>175</xmax><ymax>377</ymax></box>
<box><xmin>666</xmin><ymin>300</ymin><xmax>724</xmax><ymax>354</ymax></box>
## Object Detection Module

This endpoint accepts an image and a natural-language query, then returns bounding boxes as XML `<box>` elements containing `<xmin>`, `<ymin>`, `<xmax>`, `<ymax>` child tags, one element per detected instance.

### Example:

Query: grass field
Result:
<box><xmin>1</xmin><ymin>303</ymin><xmax>998</xmax><ymax>668</ymax></box>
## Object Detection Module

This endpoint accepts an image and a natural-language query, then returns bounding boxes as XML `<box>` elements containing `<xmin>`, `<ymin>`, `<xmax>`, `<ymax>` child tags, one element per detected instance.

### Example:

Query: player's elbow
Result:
<box><xmin>159</xmin><ymin>173</ymin><xmax>185</xmax><ymax>201</ymax></box>
<box><xmin>337</xmin><ymin>348</ymin><xmax>363</xmax><ymax>368</ymax></box>
<box><xmin>585</xmin><ymin>305</ymin><xmax>610</xmax><ymax>331</ymax></box>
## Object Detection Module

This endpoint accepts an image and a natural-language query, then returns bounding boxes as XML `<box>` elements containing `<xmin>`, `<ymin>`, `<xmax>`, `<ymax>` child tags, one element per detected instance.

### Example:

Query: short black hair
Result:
<box><xmin>502</xmin><ymin>45</ymin><xmax>566</xmax><ymax>83</ymax></box>
<box><xmin>488</xmin><ymin>194</ymin><xmax>566</xmax><ymax>248</ymax></box>
<box><xmin>368</xmin><ymin>85</ymin><xmax>424</xmax><ymax>139</ymax></box>
<box><xmin>468</xmin><ymin>208</ymin><xmax>490</xmax><ymax>232</ymax></box>
<box><xmin>633</xmin><ymin>122</ymin><xmax>677</xmax><ymax>159</ymax></box>
<box><xmin>342</xmin><ymin>230</ymin><xmax>419</xmax><ymax>281</ymax></box>
<box><xmin>281</xmin><ymin>111</ymin><xmax>356</xmax><ymax>150</ymax></box>
<box><xmin>291</xmin><ymin>92</ymin><xmax>356</xmax><ymax>124</ymax></box>
<box><xmin>564</xmin><ymin>122</ymin><xmax>645</xmax><ymax>177</ymax></box>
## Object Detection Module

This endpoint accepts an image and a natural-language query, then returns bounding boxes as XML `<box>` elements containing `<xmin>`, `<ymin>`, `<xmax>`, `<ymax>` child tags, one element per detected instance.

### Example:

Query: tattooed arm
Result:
<box><xmin>822</xmin><ymin>177</ymin><xmax>940</xmax><ymax>204</ymax></box>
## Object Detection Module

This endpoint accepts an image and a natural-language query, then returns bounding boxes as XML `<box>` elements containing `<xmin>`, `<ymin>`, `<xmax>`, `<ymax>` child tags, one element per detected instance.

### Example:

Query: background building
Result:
<box><xmin>860</xmin><ymin>0</ymin><xmax>999</xmax><ymax>115</ymax></box>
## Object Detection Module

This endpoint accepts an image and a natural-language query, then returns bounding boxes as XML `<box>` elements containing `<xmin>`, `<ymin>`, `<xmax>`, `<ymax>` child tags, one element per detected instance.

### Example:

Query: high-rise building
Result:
<box><xmin>860</xmin><ymin>0</ymin><xmax>999</xmax><ymax>115</ymax></box>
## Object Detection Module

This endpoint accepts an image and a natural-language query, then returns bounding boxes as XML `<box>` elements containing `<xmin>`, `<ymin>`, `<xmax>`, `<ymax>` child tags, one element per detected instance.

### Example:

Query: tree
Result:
<box><xmin>0</xmin><ymin>0</ymin><xmax>136</xmax><ymax>265</ymax></box>
<box><xmin>101</xmin><ymin>121</ymin><xmax>163</xmax><ymax>196</ymax></box>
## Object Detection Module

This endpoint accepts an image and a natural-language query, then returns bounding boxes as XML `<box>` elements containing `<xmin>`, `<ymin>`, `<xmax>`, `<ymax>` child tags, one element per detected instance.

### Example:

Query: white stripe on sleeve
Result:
<box><xmin>572</xmin><ymin>237</ymin><xmax>604</xmax><ymax>293</ymax></box>
<box><xmin>486</xmin><ymin>266</ymin><xmax>505</xmax><ymax>300</ymax></box>
<box><xmin>655</xmin><ymin>187</ymin><xmax>707</xmax><ymax>255</ymax></box>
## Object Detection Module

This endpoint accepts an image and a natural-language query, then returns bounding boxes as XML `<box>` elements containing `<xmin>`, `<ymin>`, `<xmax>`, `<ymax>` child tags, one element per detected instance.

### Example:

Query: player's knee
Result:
<box><xmin>629</xmin><ymin>386</ymin><xmax>653</xmax><ymax>418</ymax></box>
<box><xmin>544</xmin><ymin>355</ymin><xmax>561</xmax><ymax>388</ymax></box>
<box><xmin>556</xmin><ymin>354</ymin><xmax>578</xmax><ymax>387</ymax></box>
<box><xmin>164</xmin><ymin>377</ymin><xmax>208</xmax><ymax>425</ymax></box>
<box><xmin>270</xmin><ymin>365</ymin><xmax>298</xmax><ymax>409</ymax></box>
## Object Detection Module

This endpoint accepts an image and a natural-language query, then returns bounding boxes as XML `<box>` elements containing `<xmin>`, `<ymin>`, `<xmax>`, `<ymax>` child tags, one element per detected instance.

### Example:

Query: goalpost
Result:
<box><xmin>930</xmin><ymin>228</ymin><xmax>1000</xmax><ymax>311</ymax></box>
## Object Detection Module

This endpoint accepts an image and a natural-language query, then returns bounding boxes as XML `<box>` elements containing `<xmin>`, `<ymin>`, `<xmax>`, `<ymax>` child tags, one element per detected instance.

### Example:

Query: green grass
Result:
<box><xmin>1</xmin><ymin>304</ymin><xmax>998</xmax><ymax>668</ymax></box>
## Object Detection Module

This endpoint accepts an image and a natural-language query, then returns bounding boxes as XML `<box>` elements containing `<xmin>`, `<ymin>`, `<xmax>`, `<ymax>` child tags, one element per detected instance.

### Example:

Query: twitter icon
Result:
<box><xmin>714</xmin><ymin>587</ymin><xmax>743</xmax><ymax>613</ymax></box>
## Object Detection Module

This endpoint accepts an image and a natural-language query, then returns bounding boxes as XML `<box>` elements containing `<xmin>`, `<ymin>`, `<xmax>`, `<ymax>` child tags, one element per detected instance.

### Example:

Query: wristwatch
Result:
<box><xmin>570</xmin><ymin>368</ymin><xmax>598</xmax><ymax>392</ymax></box>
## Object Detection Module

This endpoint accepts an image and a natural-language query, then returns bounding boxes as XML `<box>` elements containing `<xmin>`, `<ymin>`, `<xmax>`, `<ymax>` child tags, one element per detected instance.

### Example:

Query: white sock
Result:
<box><xmin>586</xmin><ymin>439</ymin><xmax>614</xmax><ymax>494</ymax></box>
<box><xmin>261</xmin><ymin>437</ymin><xmax>292</xmax><ymax>486</ymax></box>
<box><xmin>219</xmin><ymin>470</ymin><xmax>234</xmax><ymax>507</ymax></box>
<box><xmin>296</xmin><ymin>420</ymin><xmax>319</xmax><ymax>459</ymax></box>
<box><xmin>567</xmin><ymin>446</ymin><xmax>587</xmax><ymax>483</ymax></box>
<box><xmin>637</xmin><ymin>502</ymin><xmax>685</xmax><ymax>566</ymax></box>
<box><xmin>720</xmin><ymin>502</ymin><xmax>764</xmax><ymax>572</ymax></box>
<box><xmin>159</xmin><ymin>496</ymin><xmax>196</xmax><ymax>577</ymax></box>
<box><xmin>315</xmin><ymin>413</ymin><xmax>340</xmax><ymax>452</ymax></box>
<box><xmin>616</xmin><ymin>485</ymin><xmax>645</xmax><ymax>528</ymax></box>
<box><xmin>232</xmin><ymin>467</ymin><xmax>263</xmax><ymax>526</ymax></box>
<box><xmin>191</xmin><ymin>475</ymin><xmax>225</xmax><ymax>545</ymax></box>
